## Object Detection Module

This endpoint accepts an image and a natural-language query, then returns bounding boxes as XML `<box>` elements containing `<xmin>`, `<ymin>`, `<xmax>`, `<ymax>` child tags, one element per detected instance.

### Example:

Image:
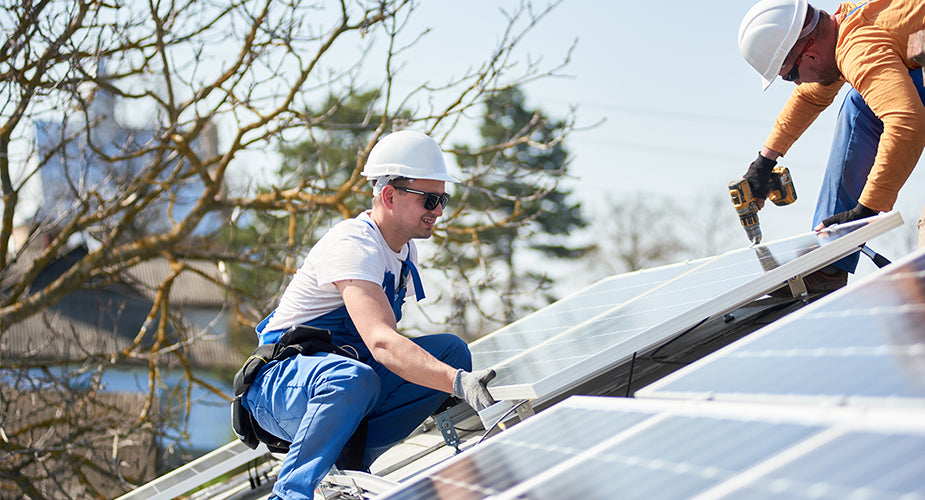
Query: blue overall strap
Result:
<box><xmin>255</xmin><ymin>311</ymin><xmax>287</xmax><ymax>345</ymax></box>
<box><xmin>255</xmin><ymin>312</ymin><xmax>273</xmax><ymax>334</ymax></box>
<box><xmin>360</xmin><ymin>218</ymin><xmax>425</xmax><ymax>301</ymax></box>
<box><xmin>404</xmin><ymin>249</ymin><xmax>425</xmax><ymax>301</ymax></box>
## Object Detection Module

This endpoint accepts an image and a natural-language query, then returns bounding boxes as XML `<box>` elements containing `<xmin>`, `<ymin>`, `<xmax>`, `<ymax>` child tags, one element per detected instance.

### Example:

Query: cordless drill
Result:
<box><xmin>728</xmin><ymin>166</ymin><xmax>797</xmax><ymax>245</ymax></box>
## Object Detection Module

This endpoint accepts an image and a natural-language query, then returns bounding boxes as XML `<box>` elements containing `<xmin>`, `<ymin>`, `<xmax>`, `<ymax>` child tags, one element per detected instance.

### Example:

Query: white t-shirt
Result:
<box><xmin>262</xmin><ymin>210</ymin><xmax>418</xmax><ymax>333</ymax></box>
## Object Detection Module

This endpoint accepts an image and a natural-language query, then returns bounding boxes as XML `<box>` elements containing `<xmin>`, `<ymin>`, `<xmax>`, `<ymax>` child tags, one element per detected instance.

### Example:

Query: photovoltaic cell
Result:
<box><xmin>376</xmin><ymin>403</ymin><xmax>652</xmax><ymax>500</ymax></box>
<box><xmin>733</xmin><ymin>432</ymin><xmax>925</xmax><ymax>499</ymax></box>
<box><xmin>637</xmin><ymin>247</ymin><xmax>925</xmax><ymax>407</ymax></box>
<box><xmin>511</xmin><ymin>416</ymin><xmax>818</xmax><ymax>500</ymax></box>
<box><xmin>377</xmin><ymin>396</ymin><xmax>925</xmax><ymax>500</ymax></box>
<box><xmin>486</xmin><ymin>213</ymin><xmax>903</xmax><ymax>400</ymax></box>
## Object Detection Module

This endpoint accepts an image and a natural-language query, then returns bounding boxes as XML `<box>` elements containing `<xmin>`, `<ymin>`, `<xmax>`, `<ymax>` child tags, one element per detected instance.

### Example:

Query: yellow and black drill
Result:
<box><xmin>728</xmin><ymin>166</ymin><xmax>797</xmax><ymax>245</ymax></box>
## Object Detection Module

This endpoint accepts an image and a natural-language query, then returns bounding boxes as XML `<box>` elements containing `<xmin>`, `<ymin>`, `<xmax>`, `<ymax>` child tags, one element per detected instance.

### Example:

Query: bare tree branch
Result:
<box><xmin>0</xmin><ymin>0</ymin><xmax>576</xmax><ymax>495</ymax></box>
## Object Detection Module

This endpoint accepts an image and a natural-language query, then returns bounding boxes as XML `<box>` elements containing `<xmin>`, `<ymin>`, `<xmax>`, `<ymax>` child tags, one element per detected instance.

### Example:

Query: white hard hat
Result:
<box><xmin>738</xmin><ymin>0</ymin><xmax>808</xmax><ymax>90</ymax></box>
<box><xmin>361</xmin><ymin>130</ymin><xmax>459</xmax><ymax>183</ymax></box>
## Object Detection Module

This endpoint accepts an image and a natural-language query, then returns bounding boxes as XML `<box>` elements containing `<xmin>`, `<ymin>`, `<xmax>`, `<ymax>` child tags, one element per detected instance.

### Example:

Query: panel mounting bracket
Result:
<box><xmin>434</xmin><ymin>411</ymin><xmax>461</xmax><ymax>453</ymax></box>
<box><xmin>478</xmin><ymin>399</ymin><xmax>535</xmax><ymax>431</ymax></box>
<box><xmin>513</xmin><ymin>399</ymin><xmax>535</xmax><ymax>421</ymax></box>
<box><xmin>786</xmin><ymin>274</ymin><xmax>808</xmax><ymax>298</ymax></box>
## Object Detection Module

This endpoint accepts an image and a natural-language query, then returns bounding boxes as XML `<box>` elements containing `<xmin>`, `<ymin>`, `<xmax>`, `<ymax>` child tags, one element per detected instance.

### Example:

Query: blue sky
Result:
<box><xmin>387</xmin><ymin>0</ymin><xmax>924</xmax><ymax>278</ymax></box>
<box><xmin>205</xmin><ymin>0</ymin><xmax>923</xmax><ymax>300</ymax></box>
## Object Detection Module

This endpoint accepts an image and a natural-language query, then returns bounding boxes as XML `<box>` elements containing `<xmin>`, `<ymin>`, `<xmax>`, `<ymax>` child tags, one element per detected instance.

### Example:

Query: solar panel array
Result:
<box><xmin>376</xmin><ymin>396</ymin><xmax>925</xmax><ymax>500</ymax></box>
<box><xmin>637</xmin><ymin>247</ymin><xmax>925</xmax><ymax>406</ymax></box>
<box><xmin>484</xmin><ymin>213</ymin><xmax>902</xmax><ymax>400</ymax></box>
<box><xmin>376</xmin><ymin>216</ymin><xmax>925</xmax><ymax>500</ymax></box>
<box><xmin>124</xmin><ymin>214</ymin><xmax>912</xmax><ymax>500</ymax></box>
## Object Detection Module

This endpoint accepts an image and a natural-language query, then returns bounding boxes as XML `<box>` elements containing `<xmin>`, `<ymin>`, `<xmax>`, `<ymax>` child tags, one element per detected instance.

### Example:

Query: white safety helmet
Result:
<box><xmin>738</xmin><ymin>0</ymin><xmax>808</xmax><ymax>90</ymax></box>
<box><xmin>361</xmin><ymin>131</ymin><xmax>459</xmax><ymax>187</ymax></box>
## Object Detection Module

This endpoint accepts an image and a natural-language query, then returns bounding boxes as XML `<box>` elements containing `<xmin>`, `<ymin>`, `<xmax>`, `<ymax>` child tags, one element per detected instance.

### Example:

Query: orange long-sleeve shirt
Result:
<box><xmin>765</xmin><ymin>0</ymin><xmax>925</xmax><ymax>212</ymax></box>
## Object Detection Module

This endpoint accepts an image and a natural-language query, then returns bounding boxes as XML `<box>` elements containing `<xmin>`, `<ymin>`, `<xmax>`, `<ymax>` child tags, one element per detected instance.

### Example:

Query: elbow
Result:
<box><xmin>368</xmin><ymin>343</ymin><xmax>390</xmax><ymax>363</ymax></box>
<box><xmin>910</xmin><ymin>109</ymin><xmax>925</xmax><ymax>138</ymax></box>
<box><xmin>366</xmin><ymin>333</ymin><xmax>399</xmax><ymax>363</ymax></box>
<box><xmin>886</xmin><ymin>110</ymin><xmax>925</xmax><ymax>139</ymax></box>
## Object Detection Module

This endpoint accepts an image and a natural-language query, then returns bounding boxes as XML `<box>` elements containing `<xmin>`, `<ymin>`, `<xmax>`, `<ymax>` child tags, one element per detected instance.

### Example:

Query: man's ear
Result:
<box><xmin>381</xmin><ymin>185</ymin><xmax>396</xmax><ymax>209</ymax></box>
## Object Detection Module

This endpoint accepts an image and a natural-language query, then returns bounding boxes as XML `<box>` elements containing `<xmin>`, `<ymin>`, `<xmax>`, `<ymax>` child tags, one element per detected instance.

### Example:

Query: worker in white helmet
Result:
<box><xmin>240</xmin><ymin>131</ymin><xmax>495</xmax><ymax>499</ymax></box>
<box><xmin>737</xmin><ymin>0</ymin><xmax>925</xmax><ymax>290</ymax></box>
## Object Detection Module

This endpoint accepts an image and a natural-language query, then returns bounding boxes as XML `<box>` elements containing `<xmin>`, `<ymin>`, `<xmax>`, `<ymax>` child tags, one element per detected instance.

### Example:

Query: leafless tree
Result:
<box><xmin>589</xmin><ymin>193</ymin><xmax>693</xmax><ymax>276</ymax></box>
<box><xmin>686</xmin><ymin>191</ymin><xmax>742</xmax><ymax>258</ymax></box>
<box><xmin>0</xmin><ymin>0</ymin><xmax>574</xmax><ymax>497</ymax></box>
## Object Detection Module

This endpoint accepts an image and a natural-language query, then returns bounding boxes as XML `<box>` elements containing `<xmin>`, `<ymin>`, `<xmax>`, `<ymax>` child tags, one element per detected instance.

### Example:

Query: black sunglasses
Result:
<box><xmin>393</xmin><ymin>186</ymin><xmax>450</xmax><ymax>211</ymax></box>
<box><xmin>783</xmin><ymin>37</ymin><xmax>814</xmax><ymax>82</ymax></box>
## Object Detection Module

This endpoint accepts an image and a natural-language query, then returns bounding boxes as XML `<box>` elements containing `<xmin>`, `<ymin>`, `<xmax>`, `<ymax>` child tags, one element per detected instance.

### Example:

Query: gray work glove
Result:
<box><xmin>453</xmin><ymin>368</ymin><xmax>496</xmax><ymax>412</ymax></box>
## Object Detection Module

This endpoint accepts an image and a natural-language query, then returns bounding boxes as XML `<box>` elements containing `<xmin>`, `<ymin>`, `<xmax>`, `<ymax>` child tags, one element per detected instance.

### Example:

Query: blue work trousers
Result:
<box><xmin>243</xmin><ymin>333</ymin><xmax>470</xmax><ymax>500</ymax></box>
<box><xmin>814</xmin><ymin>68</ymin><xmax>925</xmax><ymax>272</ymax></box>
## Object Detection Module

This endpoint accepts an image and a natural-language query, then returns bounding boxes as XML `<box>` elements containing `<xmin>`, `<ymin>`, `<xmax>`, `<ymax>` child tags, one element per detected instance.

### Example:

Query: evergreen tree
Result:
<box><xmin>446</xmin><ymin>87</ymin><xmax>590</xmax><ymax>332</ymax></box>
<box><xmin>224</xmin><ymin>90</ymin><xmax>409</xmax><ymax>312</ymax></box>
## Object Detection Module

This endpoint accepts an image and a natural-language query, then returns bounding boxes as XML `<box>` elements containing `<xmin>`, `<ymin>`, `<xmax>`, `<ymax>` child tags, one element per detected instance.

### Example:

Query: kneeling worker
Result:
<box><xmin>239</xmin><ymin>130</ymin><xmax>496</xmax><ymax>499</ymax></box>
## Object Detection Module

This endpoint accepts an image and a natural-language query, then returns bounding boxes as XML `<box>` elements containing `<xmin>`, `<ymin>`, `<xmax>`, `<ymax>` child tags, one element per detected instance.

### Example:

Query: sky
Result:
<box><xmin>377</xmin><ymin>0</ymin><xmax>925</xmax><ymax>291</ymax></box>
<box><xmin>12</xmin><ymin>0</ymin><xmax>921</xmax><ymax>285</ymax></box>
<box><xmin>12</xmin><ymin>0</ymin><xmax>910</xmax><ymax>300</ymax></box>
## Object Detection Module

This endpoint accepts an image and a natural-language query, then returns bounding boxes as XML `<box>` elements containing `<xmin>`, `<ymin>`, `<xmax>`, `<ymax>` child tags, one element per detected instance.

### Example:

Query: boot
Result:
<box><xmin>768</xmin><ymin>265</ymin><xmax>847</xmax><ymax>298</ymax></box>
<box><xmin>802</xmin><ymin>265</ymin><xmax>848</xmax><ymax>294</ymax></box>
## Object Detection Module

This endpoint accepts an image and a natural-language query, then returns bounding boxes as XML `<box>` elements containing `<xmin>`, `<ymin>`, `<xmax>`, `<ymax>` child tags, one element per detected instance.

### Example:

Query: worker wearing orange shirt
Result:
<box><xmin>738</xmin><ymin>0</ymin><xmax>925</xmax><ymax>291</ymax></box>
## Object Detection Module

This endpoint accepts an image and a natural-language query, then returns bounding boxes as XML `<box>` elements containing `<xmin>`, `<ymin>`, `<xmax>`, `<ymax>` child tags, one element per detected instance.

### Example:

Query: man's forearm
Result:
<box><xmin>367</xmin><ymin>332</ymin><xmax>457</xmax><ymax>393</ymax></box>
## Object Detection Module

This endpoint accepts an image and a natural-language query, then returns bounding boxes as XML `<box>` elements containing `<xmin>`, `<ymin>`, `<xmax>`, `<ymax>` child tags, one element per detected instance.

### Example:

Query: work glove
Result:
<box><xmin>743</xmin><ymin>153</ymin><xmax>777</xmax><ymax>199</ymax></box>
<box><xmin>453</xmin><ymin>368</ymin><xmax>496</xmax><ymax>412</ymax></box>
<box><xmin>819</xmin><ymin>203</ymin><xmax>878</xmax><ymax>228</ymax></box>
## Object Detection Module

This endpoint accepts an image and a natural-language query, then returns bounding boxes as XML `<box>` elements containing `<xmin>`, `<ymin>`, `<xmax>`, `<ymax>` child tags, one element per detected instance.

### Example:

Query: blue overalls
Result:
<box><xmin>813</xmin><ymin>2</ymin><xmax>925</xmax><ymax>272</ymax></box>
<box><xmin>243</xmin><ymin>241</ymin><xmax>471</xmax><ymax>500</ymax></box>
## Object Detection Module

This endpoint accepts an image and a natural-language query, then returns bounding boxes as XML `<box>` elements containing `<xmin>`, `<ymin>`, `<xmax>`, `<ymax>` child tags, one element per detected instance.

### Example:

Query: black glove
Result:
<box><xmin>453</xmin><ymin>369</ymin><xmax>496</xmax><ymax>411</ymax></box>
<box><xmin>820</xmin><ymin>203</ymin><xmax>878</xmax><ymax>227</ymax></box>
<box><xmin>743</xmin><ymin>153</ymin><xmax>777</xmax><ymax>199</ymax></box>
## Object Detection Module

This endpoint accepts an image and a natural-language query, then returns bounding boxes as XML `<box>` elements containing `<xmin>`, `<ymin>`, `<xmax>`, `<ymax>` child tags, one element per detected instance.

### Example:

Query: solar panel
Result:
<box><xmin>376</xmin><ymin>396</ymin><xmax>925</xmax><ymax>500</ymax></box>
<box><xmin>637</xmin><ymin>246</ymin><xmax>925</xmax><ymax>407</ymax></box>
<box><xmin>375</xmin><ymin>398</ymin><xmax>653</xmax><ymax>500</ymax></box>
<box><xmin>721</xmin><ymin>431</ymin><xmax>925</xmax><ymax>499</ymax></box>
<box><xmin>114</xmin><ymin>440</ymin><xmax>269</xmax><ymax>500</ymax></box>
<box><xmin>486</xmin><ymin>212</ymin><xmax>903</xmax><ymax>401</ymax></box>
<box><xmin>470</xmin><ymin>260</ymin><xmax>706</xmax><ymax>370</ymax></box>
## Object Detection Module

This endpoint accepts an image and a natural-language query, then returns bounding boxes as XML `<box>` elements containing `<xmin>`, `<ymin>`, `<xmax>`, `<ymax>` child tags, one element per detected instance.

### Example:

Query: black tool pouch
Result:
<box><xmin>232</xmin><ymin>325</ymin><xmax>338</xmax><ymax>453</ymax></box>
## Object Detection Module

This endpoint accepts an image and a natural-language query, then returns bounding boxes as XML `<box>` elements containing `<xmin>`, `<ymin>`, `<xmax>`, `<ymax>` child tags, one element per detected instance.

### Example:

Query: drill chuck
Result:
<box><xmin>728</xmin><ymin>178</ymin><xmax>762</xmax><ymax>245</ymax></box>
<box><xmin>729</xmin><ymin>166</ymin><xmax>796</xmax><ymax>245</ymax></box>
<box><xmin>743</xmin><ymin>224</ymin><xmax>762</xmax><ymax>244</ymax></box>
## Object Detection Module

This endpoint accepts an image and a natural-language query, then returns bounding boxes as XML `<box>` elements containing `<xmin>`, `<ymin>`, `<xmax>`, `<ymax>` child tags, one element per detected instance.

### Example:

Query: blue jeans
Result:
<box><xmin>243</xmin><ymin>334</ymin><xmax>471</xmax><ymax>500</ymax></box>
<box><xmin>814</xmin><ymin>68</ymin><xmax>925</xmax><ymax>272</ymax></box>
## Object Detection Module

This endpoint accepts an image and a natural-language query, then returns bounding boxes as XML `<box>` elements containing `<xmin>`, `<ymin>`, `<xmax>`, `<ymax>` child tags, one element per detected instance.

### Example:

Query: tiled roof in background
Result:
<box><xmin>2</xmin><ymin>245</ymin><xmax>240</xmax><ymax>370</ymax></box>
<box><xmin>123</xmin><ymin>258</ymin><xmax>228</xmax><ymax>307</ymax></box>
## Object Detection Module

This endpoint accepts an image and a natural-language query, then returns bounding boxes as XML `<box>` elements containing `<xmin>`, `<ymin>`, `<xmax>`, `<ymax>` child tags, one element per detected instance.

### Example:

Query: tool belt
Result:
<box><xmin>232</xmin><ymin>325</ymin><xmax>366</xmax><ymax>460</ymax></box>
